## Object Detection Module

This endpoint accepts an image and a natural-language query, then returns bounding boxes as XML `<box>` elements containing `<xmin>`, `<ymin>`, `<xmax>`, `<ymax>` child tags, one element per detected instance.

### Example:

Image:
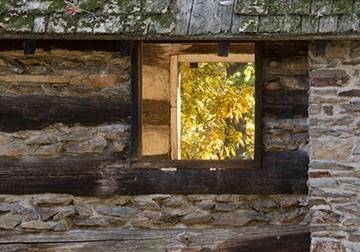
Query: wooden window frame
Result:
<box><xmin>131</xmin><ymin>41</ymin><xmax>263</xmax><ymax>169</ymax></box>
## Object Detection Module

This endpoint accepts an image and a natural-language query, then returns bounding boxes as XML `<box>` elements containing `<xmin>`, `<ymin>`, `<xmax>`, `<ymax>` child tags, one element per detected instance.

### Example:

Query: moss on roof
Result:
<box><xmin>0</xmin><ymin>0</ymin><xmax>359</xmax><ymax>39</ymax></box>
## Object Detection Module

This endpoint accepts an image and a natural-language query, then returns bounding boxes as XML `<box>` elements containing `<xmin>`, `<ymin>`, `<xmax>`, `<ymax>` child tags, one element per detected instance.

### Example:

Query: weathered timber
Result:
<box><xmin>263</xmin><ymin>90</ymin><xmax>308</xmax><ymax>105</ymax></box>
<box><xmin>0</xmin><ymin>151</ymin><xmax>308</xmax><ymax>196</ymax></box>
<box><xmin>143</xmin><ymin>100</ymin><xmax>170</xmax><ymax>125</ymax></box>
<box><xmin>0</xmin><ymin>225</ymin><xmax>310</xmax><ymax>251</ymax></box>
<box><xmin>263</xmin><ymin>104</ymin><xmax>308</xmax><ymax>118</ymax></box>
<box><xmin>263</xmin><ymin>41</ymin><xmax>309</xmax><ymax>57</ymax></box>
<box><xmin>0</xmin><ymin>94</ymin><xmax>131</xmax><ymax>132</ymax></box>
<box><xmin>130</xmin><ymin>41</ymin><xmax>142</xmax><ymax>159</ymax></box>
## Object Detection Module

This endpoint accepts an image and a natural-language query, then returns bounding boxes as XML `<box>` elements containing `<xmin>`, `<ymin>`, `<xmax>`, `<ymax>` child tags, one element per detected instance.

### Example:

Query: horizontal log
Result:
<box><xmin>0</xmin><ymin>225</ymin><xmax>310</xmax><ymax>251</ymax></box>
<box><xmin>0</xmin><ymin>94</ymin><xmax>131</xmax><ymax>132</ymax></box>
<box><xmin>0</xmin><ymin>151</ymin><xmax>308</xmax><ymax>196</ymax></box>
<box><xmin>263</xmin><ymin>104</ymin><xmax>308</xmax><ymax>118</ymax></box>
<box><xmin>263</xmin><ymin>90</ymin><xmax>308</xmax><ymax>106</ymax></box>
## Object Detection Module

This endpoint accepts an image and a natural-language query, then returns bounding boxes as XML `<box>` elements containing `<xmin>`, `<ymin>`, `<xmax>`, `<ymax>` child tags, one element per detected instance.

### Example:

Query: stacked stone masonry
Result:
<box><xmin>0</xmin><ymin>193</ymin><xmax>308</xmax><ymax>231</ymax></box>
<box><xmin>309</xmin><ymin>41</ymin><xmax>360</xmax><ymax>252</ymax></box>
<box><xmin>0</xmin><ymin>49</ymin><xmax>130</xmax><ymax>158</ymax></box>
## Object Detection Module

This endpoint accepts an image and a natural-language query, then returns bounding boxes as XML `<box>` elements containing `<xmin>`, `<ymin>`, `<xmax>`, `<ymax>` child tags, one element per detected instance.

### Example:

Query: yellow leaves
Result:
<box><xmin>180</xmin><ymin>62</ymin><xmax>255</xmax><ymax>160</ymax></box>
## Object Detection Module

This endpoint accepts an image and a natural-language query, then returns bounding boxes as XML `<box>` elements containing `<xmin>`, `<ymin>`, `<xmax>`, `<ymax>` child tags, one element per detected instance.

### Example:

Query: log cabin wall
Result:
<box><xmin>0</xmin><ymin>40</ymin><xmax>310</xmax><ymax>251</ymax></box>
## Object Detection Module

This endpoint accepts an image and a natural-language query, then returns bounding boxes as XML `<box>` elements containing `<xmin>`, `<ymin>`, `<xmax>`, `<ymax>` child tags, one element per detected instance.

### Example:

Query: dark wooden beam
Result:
<box><xmin>130</xmin><ymin>41</ymin><xmax>142</xmax><ymax>160</ymax></box>
<box><xmin>314</xmin><ymin>40</ymin><xmax>327</xmax><ymax>56</ymax></box>
<box><xmin>23</xmin><ymin>40</ymin><xmax>36</xmax><ymax>55</ymax></box>
<box><xmin>0</xmin><ymin>225</ymin><xmax>310</xmax><ymax>251</ymax></box>
<box><xmin>263</xmin><ymin>90</ymin><xmax>308</xmax><ymax>105</ymax></box>
<box><xmin>0</xmin><ymin>151</ymin><xmax>308</xmax><ymax>196</ymax></box>
<box><xmin>0</xmin><ymin>94</ymin><xmax>130</xmax><ymax>132</ymax></box>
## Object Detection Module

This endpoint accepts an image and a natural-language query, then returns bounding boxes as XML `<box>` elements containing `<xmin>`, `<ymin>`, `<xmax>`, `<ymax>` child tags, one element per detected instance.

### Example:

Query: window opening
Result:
<box><xmin>179</xmin><ymin>62</ymin><xmax>255</xmax><ymax>160</ymax></box>
<box><xmin>170</xmin><ymin>54</ymin><xmax>255</xmax><ymax>160</ymax></box>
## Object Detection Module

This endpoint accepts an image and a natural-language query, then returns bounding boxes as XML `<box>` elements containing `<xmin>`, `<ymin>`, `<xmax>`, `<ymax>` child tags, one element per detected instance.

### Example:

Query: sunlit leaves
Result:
<box><xmin>180</xmin><ymin>62</ymin><xmax>255</xmax><ymax>160</ymax></box>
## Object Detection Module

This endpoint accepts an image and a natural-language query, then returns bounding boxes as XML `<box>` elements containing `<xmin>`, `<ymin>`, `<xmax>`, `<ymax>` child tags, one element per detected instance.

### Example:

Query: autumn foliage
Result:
<box><xmin>180</xmin><ymin>62</ymin><xmax>255</xmax><ymax>160</ymax></box>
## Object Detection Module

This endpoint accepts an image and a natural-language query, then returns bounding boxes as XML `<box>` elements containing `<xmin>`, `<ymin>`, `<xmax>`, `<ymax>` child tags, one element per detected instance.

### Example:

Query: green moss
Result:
<box><xmin>259</xmin><ymin>16</ymin><xmax>284</xmax><ymax>33</ymax></box>
<box><xmin>288</xmin><ymin>0</ymin><xmax>311</xmax><ymax>15</ymax></box>
<box><xmin>143</xmin><ymin>0</ymin><xmax>171</xmax><ymax>14</ymax></box>
<box><xmin>77</xmin><ymin>0</ymin><xmax>106</xmax><ymax>12</ymax></box>
<box><xmin>333</xmin><ymin>0</ymin><xmax>353</xmax><ymax>14</ymax></box>
<box><xmin>269</xmin><ymin>0</ymin><xmax>286</xmax><ymax>15</ymax></box>
<box><xmin>232</xmin><ymin>16</ymin><xmax>259</xmax><ymax>33</ymax></box>
<box><xmin>235</xmin><ymin>0</ymin><xmax>269</xmax><ymax>15</ymax></box>
<box><xmin>116</xmin><ymin>0</ymin><xmax>141</xmax><ymax>14</ymax></box>
<box><xmin>0</xmin><ymin>0</ymin><xmax>13</xmax><ymax>9</ymax></box>
<box><xmin>123</xmin><ymin>13</ymin><xmax>147</xmax><ymax>34</ymax></box>
<box><xmin>282</xmin><ymin>15</ymin><xmax>301</xmax><ymax>34</ymax></box>
<box><xmin>47</xmin><ymin>0</ymin><xmax>66</xmax><ymax>12</ymax></box>
<box><xmin>1</xmin><ymin>14</ymin><xmax>34</xmax><ymax>32</ymax></box>
<box><xmin>311</xmin><ymin>0</ymin><xmax>332</xmax><ymax>15</ymax></box>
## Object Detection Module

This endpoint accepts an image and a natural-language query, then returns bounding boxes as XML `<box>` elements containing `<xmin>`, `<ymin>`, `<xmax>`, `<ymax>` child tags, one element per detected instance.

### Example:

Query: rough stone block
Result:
<box><xmin>282</xmin><ymin>16</ymin><xmax>302</xmax><ymax>34</ymax></box>
<box><xmin>310</xmin><ymin>70</ymin><xmax>349</xmax><ymax>87</ymax></box>
<box><xmin>259</xmin><ymin>16</ymin><xmax>284</xmax><ymax>33</ymax></box>
<box><xmin>0</xmin><ymin>214</ymin><xmax>22</xmax><ymax>230</ymax></box>
<box><xmin>93</xmin><ymin>15</ymin><xmax>124</xmax><ymax>34</ymax></box>
<box><xmin>311</xmin><ymin>0</ymin><xmax>332</xmax><ymax>15</ymax></box>
<box><xmin>77</xmin><ymin>16</ymin><xmax>94</xmax><ymax>33</ymax></box>
<box><xmin>301</xmin><ymin>16</ymin><xmax>319</xmax><ymax>34</ymax></box>
<box><xmin>142</xmin><ymin>0</ymin><xmax>171</xmax><ymax>14</ymax></box>
<box><xmin>77</xmin><ymin>0</ymin><xmax>106</xmax><ymax>12</ymax></box>
<box><xmin>288</xmin><ymin>0</ymin><xmax>312</xmax><ymax>15</ymax></box>
<box><xmin>332</xmin><ymin>0</ymin><xmax>353</xmax><ymax>14</ymax></box>
<box><xmin>338</xmin><ymin>14</ymin><xmax>360</xmax><ymax>33</ymax></box>
<box><xmin>319</xmin><ymin>16</ymin><xmax>337</xmax><ymax>33</ymax></box>
<box><xmin>212</xmin><ymin>209</ymin><xmax>268</xmax><ymax>227</ymax></box>
<box><xmin>105</xmin><ymin>0</ymin><xmax>141</xmax><ymax>14</ymax></box>
<box><xmin>269</xmin><ymin>0</ymin><xmax>286</xmax><ymax>15</ymax></box>
<box><xmin>47</xmin><ymin>14</ymin><xmax>77</xmax><ymax>34</ymax></box>
<box><xmin>235</xmin><ymin>0</ymin><xmax>269</xmax><ymax>15</ymax></box>
<box><xmin>33</xmin><ymin>16</ymin><xmax>48</xmax><ymax>33</ymax></box>
<box><xmin>232</xmin><ymin>16</ymin><xmax>259</xmax><ymax>33</ymax></box>
<box><xmin>311</xmin><ymin>138</ymin><xmax>353</xmax><ymax>161</ymax></box>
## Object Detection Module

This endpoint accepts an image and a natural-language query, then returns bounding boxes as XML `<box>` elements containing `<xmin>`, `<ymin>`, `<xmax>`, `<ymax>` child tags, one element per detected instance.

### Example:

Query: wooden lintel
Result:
<box><xmin>0</xmin><ymin>225</ymin><xmax>310</xmax><ymax>251</ymax></box>
<box><xmin>0</xmin><ymin>151</ymin><xmax>308</xmax><ymax>196</ymax></box>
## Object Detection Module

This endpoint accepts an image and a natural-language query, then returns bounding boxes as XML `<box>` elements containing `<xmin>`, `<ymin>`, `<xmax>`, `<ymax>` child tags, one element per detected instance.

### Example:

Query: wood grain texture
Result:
<box><xmin>0</xmin><ymin>225</ymin><xmax>310</xmax><ymax>251</ymax></box>
<box><xmin>0</xmin><ymin>94</ymin><xmax>131</xmax><ymax>132</ymax></box>
<box><xmin>143</xmin><ymin>100</ymin><xmax>170</xmax><ymax>125</ymax></box>
<box><xmin>0</xmin><ymin>151</ymin><xmax>308</xmax><ymax>196</ymax></box>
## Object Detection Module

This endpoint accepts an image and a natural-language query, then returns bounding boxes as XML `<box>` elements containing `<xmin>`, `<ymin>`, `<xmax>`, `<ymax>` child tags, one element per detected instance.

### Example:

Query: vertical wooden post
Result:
<box><xmin>254</xmin><ymin>42</ymin><xmax>263</xmax><ymax>167</ymax></box>
<box><xmin>130</xmin><ymin>41</ymin><xmax>142</xmax><ymax>160</ymax></box>
<box><xmin>170</xmin><ymin>55</ymin><xmax>180</xmax><ymax>159</ymax></box>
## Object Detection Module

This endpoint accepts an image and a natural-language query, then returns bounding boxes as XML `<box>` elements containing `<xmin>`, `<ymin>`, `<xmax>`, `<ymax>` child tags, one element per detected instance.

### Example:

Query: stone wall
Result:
<box><xmin>0</xmin><ymin>49</ymin><xmax>130</xmax><ymax>158</ymax></box>
<box><xmin>0</xmin><ymin>193</ymin><xmax>308</xmax><ymax>231</ymax></box>
<box><xmin>309</xmin><ymin>41</ymin><xmax>360</xmax><ymax>252</ymax></box>
<box><xmin>263</xmin><ymin>41</ymin><xmax>309</xmax><ymax>153</ymax></box>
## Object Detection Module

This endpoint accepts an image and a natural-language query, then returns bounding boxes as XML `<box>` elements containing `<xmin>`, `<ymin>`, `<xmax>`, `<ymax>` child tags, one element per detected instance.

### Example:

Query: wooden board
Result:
<box><xmin>0</xmin><ymin>94</ymin><xmax>130</xmax><ymax>132</ymax></box>
<box><xmin>0</xmin><ymin>151</ymin><xmax>308</xmax><ymax>196</ymax></box>
<box><xmin>0</xmin><ymin>225</ymin><xmax>310</xmax><ymax>252</ymax></box>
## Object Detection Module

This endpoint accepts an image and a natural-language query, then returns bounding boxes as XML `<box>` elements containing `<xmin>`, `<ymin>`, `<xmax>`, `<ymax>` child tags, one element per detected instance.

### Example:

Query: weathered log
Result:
<box><xmin>263</xmin><ymin>104</ymin><xmax>308</xmax><ymax>118</ymax></box>
<box><xmin>0</xmin><ymin>151</ymin><xmax>308</xmax><ymax>196</ymax></box>
<box><xmin>0</xmin><ymin>225</ymin><xmax>310</xmax><ymax>251</ymax></box>
<box><xmin>263</xmin><ymin>90</ymin><xmax>308</xmax><ymax>105</ymax></box>
<box><xmin>0</xmin><ymin>94</ymin><xmax>131</xmax><ymax>132</ymax></box>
